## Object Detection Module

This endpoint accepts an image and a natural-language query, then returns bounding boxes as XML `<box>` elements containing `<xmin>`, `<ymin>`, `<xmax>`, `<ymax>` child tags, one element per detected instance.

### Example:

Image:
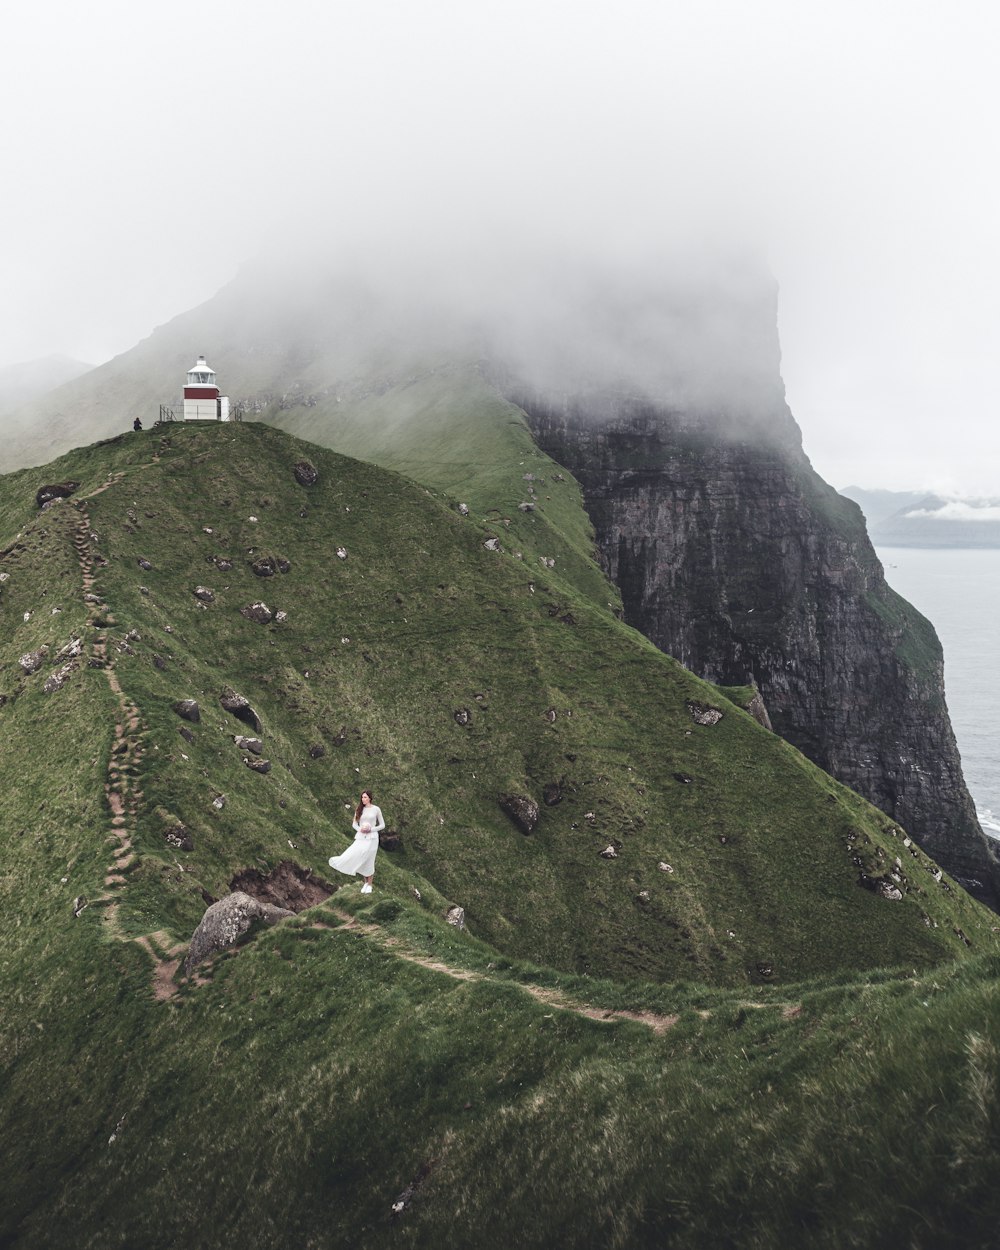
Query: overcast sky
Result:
<box><xmin>1</xmin><ymin>0</ymin><xmax>997</xmax><ymax>493</ymax></box>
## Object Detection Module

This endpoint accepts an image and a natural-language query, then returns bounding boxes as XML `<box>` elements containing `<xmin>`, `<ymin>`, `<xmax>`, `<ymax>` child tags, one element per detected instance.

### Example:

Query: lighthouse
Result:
<box><xmin>182</xmin><ymin>355</ymin><xmax>231</xmax><ymax>421</ymax></box>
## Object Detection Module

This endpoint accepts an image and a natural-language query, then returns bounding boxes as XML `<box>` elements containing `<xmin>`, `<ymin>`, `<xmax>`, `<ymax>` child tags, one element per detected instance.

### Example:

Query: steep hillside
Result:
<box><xmin>3</xmin><ymin>424</ymin><xmax>1000</xmax><ymax>1248</ymax></box>
<box><xmin>3</xmin><ymin>258</ymin><xmax>996</xmax><ymax>907</ymax></box>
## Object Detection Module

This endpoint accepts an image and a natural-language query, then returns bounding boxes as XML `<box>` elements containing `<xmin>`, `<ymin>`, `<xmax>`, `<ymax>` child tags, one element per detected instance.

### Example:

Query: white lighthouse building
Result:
<box><xmin>182</xmin><ymin>355</ymin><xmax>231</xmax><ymax>421</ymax></box>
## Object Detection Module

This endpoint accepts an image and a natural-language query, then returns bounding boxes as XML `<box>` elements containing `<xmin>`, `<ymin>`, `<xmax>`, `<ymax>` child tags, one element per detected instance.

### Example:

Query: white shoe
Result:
<box><xmin>360</xmin><ymin>883</ymin><xmax>373</xmax><ymax>894</ymax></box>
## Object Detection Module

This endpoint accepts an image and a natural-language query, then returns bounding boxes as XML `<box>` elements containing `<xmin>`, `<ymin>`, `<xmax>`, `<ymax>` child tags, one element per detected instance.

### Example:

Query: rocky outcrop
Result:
<box><xmin>511</xmin><ymin>386</ymin><xmax>1000</xmax><ymax>909</ymax></box>
<box><xmin>184</xmin><ymin>891</ymin><xmax>292</xmax><ymax>973</ymax></box>
<box><xmin>499</xmin><ymin>793</ymin><xmax>539</xmax><ymax>835</ymax></box>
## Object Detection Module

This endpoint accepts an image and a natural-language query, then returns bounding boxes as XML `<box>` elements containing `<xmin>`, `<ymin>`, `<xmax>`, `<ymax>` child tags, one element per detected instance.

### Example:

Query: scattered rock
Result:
<box><xmin>498</xmin><ymin>793</ymin><xmax>539</xmax><ymax>835</ymax></box>
<box><xmin>274</xmin><ymin>610</ymin><xmax>288</xmax><ymax>623</ymax></box>
<box><xmin>230</xmin><ymin>860</ymin><xmax>334</xmax><ymax>912</ymax></box>
<box><xmin>250</xmin><ymin>557</ymin><xmax>276</xmax><ymax>577</ymax></box>
<box><xmin>193</xmin><ymin>586</ymin><xmax>215</xmax><ymax>603</ymax></box>
<box><xmin>153</xmin><ymin>655</ymin><xmax>167</xmax><ymax>671</ymax></box>
<box><xmin>857</xmin><ymin>872</ymin><xmax>904</xmax><ymax>901</ymax></box>
<box><xmin>36</xmin><ymin>481</ymin><xmax>80</xmax><ymax>508</ymax></box>
<box><xmin>220</xmin><ymin>692</ymin><xmax>263</xmax><ymax>733</ymax></box>
<box><xmin>599</xmin><ymin>845</ymin><xmax>618</xmax><ymax>859</ymax></box>
<box><xmin>544</xmin><ymin>707</ymin><xmax>557</xmax><ymax>723</ymax></box>
<box><xmin>445</xmin><ymin>905</ymin><xmax>466</xmax><ymax>930</ymax></box>
<box><xmin>178</xmin><ymin>726</ymin><xmax>195</xmax><ymax>743</ymax></box>
<box><xmin>43</xmin><ymin>664</ymin><xmax>74</xmax><ymax>693</ymax></box>
<box><xmin>137</xmin><ymin>557</ymin><xmax>152</xmax><ymax>571</ymax></box>
<box><xmin>658</xmin><ymin>862</ymin><xmax>674</xmax><ymax>873</ymax></box>
<box><xmin>308</xmin><ymin>743</ymin><xmax>326</xmax><ymax>759</ymax></box>
<box><xmin>294</xmin><ymin>461</ymin><xmax>319</xmax><ymax>487</ymax></box>
<box><xmin>234</xmin><ymin>735</ymin><xmax>264</xmax><ymax>755</ymax></box>
<box><xmin>215</xmin><ymin>557</ymin><xmax>233</xmax><ymax>572</ymax></box>
<box><xmin>173</xmin><ymin>699</ymin><xmax>201</xmax><ymax>723</ymax></box>
<box><xmin>454</xmin><ymin>708</ymin><xmax>472</xmax><ymax>726</ymax></box>
<box><xmin>184</xmin><ymin>891</ymin><xmax>294</xmax><ymax>973</ymax></box>
<box><xmin>673</xmin><ymin>773</ymin><xmax>693</xmax><ymax>785</ymax></box>
<box><xmin>542</xmin><ymin>782</ymin><xmax>562</xmax><ymax>806</ymax></box>
<box><xmin>336</xmin><ymin>547</ymin><xmax>348</xmax><ymax>560</ymax></box>
<box><xmin>686</xmin><ymin>701</ymin><xmax>724</xmax><ymax>727</ymax></box>
<box><xmin>244</xmin><ymin>757</ymin><xmax>272</xmax><ymax>774</ymax></box>
<box><xmin>276</xmin><ymin>558</ymin><xmax>291</xmax><ymax>574</ymax></box>
<box><xmin>212</xmin><ymin>794</ymin><xmax>226</xmax><ymax>810</ymax></box>
<box><xmin>457</xmin><ymin>503</ymin><xmax>470</xmax><ymax>516</ymax></box>
<box><xmin>757</xmin><ymin>963</ymin><xmax>775</xmax><ymax>978</ymax></box>
<box><xmin>72</xmin><ymin>895</ymin><xmax>88</xmax><ymax>918</ymax></box>
<box><xmin>163</xmin><ymin>824</ymin><xmax>195</xmax><ymax>851</ymax></box>
<box><xmin>19</xmin><ymin>647</ymin><xmax>49</xmax><ymax>675</ymax></box>
<box><xmin>483</xmin><ymin>537</ymin><xmax>502</xmax><ymax>552</ymax></box>
<box><xmin>637</xmin><ymin>890</ymin><xmax>650</xmax><ymax>902</ymax></box>
<box><xmin>240</xmin><ymin>601</ymin><xmax>274</xmax><ymax>624</ymax></box>
<box><xmin>518</xmin><ymin>502</ymin><xmax>535</xmax><ymax>512</ymax></box>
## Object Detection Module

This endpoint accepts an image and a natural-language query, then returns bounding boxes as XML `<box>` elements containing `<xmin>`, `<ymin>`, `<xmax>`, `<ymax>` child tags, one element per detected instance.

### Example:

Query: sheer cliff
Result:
<box><xmin>505</xmin><ymin>380</ymin><xmax>1000</xmax><ymax>908</ymax></box>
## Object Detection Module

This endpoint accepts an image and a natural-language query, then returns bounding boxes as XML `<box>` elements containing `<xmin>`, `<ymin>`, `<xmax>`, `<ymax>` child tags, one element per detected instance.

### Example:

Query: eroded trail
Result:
<box><xmin>327</xmin><ymin>906</ymin><xmax>681</xmax><ymax>1035</ymax></box>
<box><xmin>70</xmin><ymin>497</ymin><xmax>185</xmax><ymax>1000</ymax></box>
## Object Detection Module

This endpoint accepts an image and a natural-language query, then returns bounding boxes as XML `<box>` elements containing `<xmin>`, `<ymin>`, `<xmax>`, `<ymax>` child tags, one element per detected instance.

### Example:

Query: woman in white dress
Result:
<box><xmin>328</xmin><ymin>790</ymin><xmax>386</xmax><ymax>893</ymax></box>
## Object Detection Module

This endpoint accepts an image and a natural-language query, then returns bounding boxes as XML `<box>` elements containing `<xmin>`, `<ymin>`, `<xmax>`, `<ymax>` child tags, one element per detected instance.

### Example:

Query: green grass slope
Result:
<box><xmin>2</xmin><ymin>422</ymin><xmax>999</xmax><ymax>1248</ymax></box>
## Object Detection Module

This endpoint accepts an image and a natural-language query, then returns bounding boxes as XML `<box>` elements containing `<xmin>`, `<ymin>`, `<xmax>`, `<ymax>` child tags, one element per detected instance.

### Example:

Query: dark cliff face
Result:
<box><xmin>508</xmin><ymin>388</ymin><xmax>1000</xmax><ymax>909</ymax></box>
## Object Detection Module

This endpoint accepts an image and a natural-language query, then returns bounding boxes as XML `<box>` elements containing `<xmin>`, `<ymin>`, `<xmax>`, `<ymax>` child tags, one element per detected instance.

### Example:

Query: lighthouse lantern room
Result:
<box><xmin>182</xmin><ymin>355</ymin><xmax>231</xmax><ymax>421</ymax></box>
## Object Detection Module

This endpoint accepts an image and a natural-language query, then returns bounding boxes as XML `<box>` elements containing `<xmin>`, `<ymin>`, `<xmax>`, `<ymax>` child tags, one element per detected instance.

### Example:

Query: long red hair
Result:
<box><xmin>355</xmin><ymin>791</ymin><xmax>372</xmax><ymax>822</ymax></box>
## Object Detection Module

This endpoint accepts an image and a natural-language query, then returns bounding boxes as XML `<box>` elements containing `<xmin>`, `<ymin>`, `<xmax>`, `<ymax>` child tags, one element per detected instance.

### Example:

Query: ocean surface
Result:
<box><xmin>877</xmin><ymin>546</ymin><xmax>1000</xmax><ymax>842</ymax></box>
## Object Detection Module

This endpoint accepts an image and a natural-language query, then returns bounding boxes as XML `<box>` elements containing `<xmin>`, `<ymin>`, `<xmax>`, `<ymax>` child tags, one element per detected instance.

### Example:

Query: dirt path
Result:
<box><xmin>70</xmin><ymin>499</ymin><xmax>185</xmax><ymax>1001</ymax></box>
<box><xmin>326</xmin><ymin>906</ymin><xmax>681</xmax><ymax>1035</ymax></box>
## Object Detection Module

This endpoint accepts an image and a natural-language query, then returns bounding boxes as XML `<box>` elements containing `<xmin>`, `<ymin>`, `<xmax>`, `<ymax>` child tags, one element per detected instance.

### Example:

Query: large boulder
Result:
<box><xmin>294</xmin><ymin>461</ymin><xmax>319</xmax><ymax>487</ymax></box>
<box><xmin>172</xmin><ymin>698</ymin><xmax>201</xmax><ymax>723</ymax></box>
<box><xmin>184</xmin><ymin>892</ymin><xmax>293</xmax><ymax>974</ymax></box>
<box><xmin>499</xmin><ymin>793</ymin><xmax>539</xmax><ymax>835</ymax></box>
<box><xmin>220</xmin><ymin>691</ymin><xmax>263</xmax><ymax>733</ymax></box>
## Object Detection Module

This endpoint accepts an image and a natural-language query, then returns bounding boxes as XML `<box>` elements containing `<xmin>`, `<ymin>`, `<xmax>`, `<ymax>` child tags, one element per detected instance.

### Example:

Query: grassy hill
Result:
<box><xmin>2</xmin><ymin>422</ymin><xmax>1000</xmax><ymax>1247</ymax></box>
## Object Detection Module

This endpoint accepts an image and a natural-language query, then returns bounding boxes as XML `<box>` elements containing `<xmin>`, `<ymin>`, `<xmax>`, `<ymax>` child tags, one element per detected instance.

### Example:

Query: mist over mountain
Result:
<box><xmin>3</xmin><ymin>241</ymin><xmax>996</xmax><ymax>907</ymax></box>
<box><xmin>0</xmin><ymin>355</ymin><xmax>91</xmax><ymax>418</ymax></box>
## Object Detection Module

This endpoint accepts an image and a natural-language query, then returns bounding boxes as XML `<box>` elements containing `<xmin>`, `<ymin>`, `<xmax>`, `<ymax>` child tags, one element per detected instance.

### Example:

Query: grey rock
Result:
<box><xmin>240</xmin><ymin>601</ymin><xmax>274</xmax><ymax>624</ymax></box>
<box><xmin>178</xmin><ymin>726</ymin><xmax>195</xmax><ymax>743</ymax></box>
<box><xmin>454</xmin><ymin>708</ymin><xmax>472</xmax><ymax>726</ymax></box>
<box><xmin>445</xmin><ymin>905</ymin><xmax>466</xmax><ymax>930</ymax></box>
<box><xmin>19</xmin><ymin>647</ymin><xmax>49</xmax><ymax>675</ymax></box>
<box><xmin>599</xmin><ymin>845</ymin><xmax>619</xmax><ymax>859</ymax></box>
<box><xmin>163</xmin><ymin>824</ymin><xmax>194</xmax><ymax>851</ymax></box>
<box><xmin>250</xmin><ymin>557</ymin><xmax>276</xmax><ymax>577</ymax></box>
<box><xmin>193</xmin><ymin>586</ymin><xmax>215</xmax><ymax>603</ymax></box>
<box><xmin>184</xmin><ymin>891</ymin><xmax>293</xmax><ymax>973</ymax></box>
<box><xmin>244</xmin><ymin>756</ymin><xmax>272</xmax><ymax>774</ymax></box>
<box><xmin>542</xmin><ymin>782</ymin><xmax>562</xmax><ymax>806</ymax></box>
<box><xmin>686</xmin><ymin>701</ymin><xmax>724</xmax><ymax>727</ymax></box>
<box><xmin>220</xmin><ymin>692</ymin><xmax>263</xmax><ymax>733</ymax></box>
<box><xmin>172</xmin><ymin>699</ymin><xmax>201</xmax><ymax>723</ymax></box>
<box><xmin>43</xmin><ymin>664</ymin><xmax>74</xmax><ymax>693</ymax></box>
<box><xmin>294</xmin><ymin>461</ymin><xmax>319</xmax><ymax>487</ymax></box>
<box><xmin>234</xmin><ymin>735</ymin><xmax>264</xmax><ymax>755</ymax></box>
<box><xmin>214</xmin><ymin>558</ymin><xmax>233</xmax><ymax>572</ymax></box>
<box><xmin>483</xmin><ymin>537</ymin><xmax>501</xmax><ymax>552</ymax></box>
<box><xmin>499</xmin><ymin>793</ymin><xmax>539</xmax><ymax>835</ymax></box>
<box><xmin>308</xmin><ymin>743</ymin><xmax>326</xmax><ymax>758</ymax></box>
<box><xmin>137</xmin><ymin>558</ymin><xmax>152</xmax><ymax>571</ymax></box>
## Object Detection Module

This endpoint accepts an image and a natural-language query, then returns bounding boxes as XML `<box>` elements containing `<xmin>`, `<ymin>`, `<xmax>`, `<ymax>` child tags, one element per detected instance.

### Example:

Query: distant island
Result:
<box><xmin>841</xmin><ymin>485</ymin><xmax>1000</xmax><ymax>548</ymax></box>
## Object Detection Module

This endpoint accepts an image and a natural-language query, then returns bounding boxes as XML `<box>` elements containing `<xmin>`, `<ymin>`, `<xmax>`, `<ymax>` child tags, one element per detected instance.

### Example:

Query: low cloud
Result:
<box><xmin>904</xmin><ymin>501</ymin><xmax>1000</xmax><ymax>523</ymax></box>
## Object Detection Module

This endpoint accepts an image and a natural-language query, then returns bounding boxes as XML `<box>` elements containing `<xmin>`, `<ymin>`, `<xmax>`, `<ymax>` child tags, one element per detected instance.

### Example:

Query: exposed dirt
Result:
<box><xmin>230</xmin><ymin>860</ymin><xmax>337</xmax><ymax>912</ymax></box>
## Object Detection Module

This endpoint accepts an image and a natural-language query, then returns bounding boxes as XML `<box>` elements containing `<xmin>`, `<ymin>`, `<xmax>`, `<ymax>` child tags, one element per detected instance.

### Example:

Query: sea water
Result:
<box><xmin>877</xmin><ymin>546</ymin><xmax>1000</xmax><ymax>842</ymax></box>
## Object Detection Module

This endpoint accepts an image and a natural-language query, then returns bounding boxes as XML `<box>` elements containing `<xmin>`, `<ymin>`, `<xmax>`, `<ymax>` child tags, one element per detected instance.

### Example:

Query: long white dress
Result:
<box><xmin>328</xmin><ymin>804</ymin><xmax>385</xmax><ymax>878</ymax></box>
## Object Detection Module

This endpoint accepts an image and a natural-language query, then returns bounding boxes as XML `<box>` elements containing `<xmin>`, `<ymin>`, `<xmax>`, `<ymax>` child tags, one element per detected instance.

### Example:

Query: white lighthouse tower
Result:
<box><xmin>182</xmin><ymin>355</ymin><xmax>231</xmax><ymax>421</ymax></box>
